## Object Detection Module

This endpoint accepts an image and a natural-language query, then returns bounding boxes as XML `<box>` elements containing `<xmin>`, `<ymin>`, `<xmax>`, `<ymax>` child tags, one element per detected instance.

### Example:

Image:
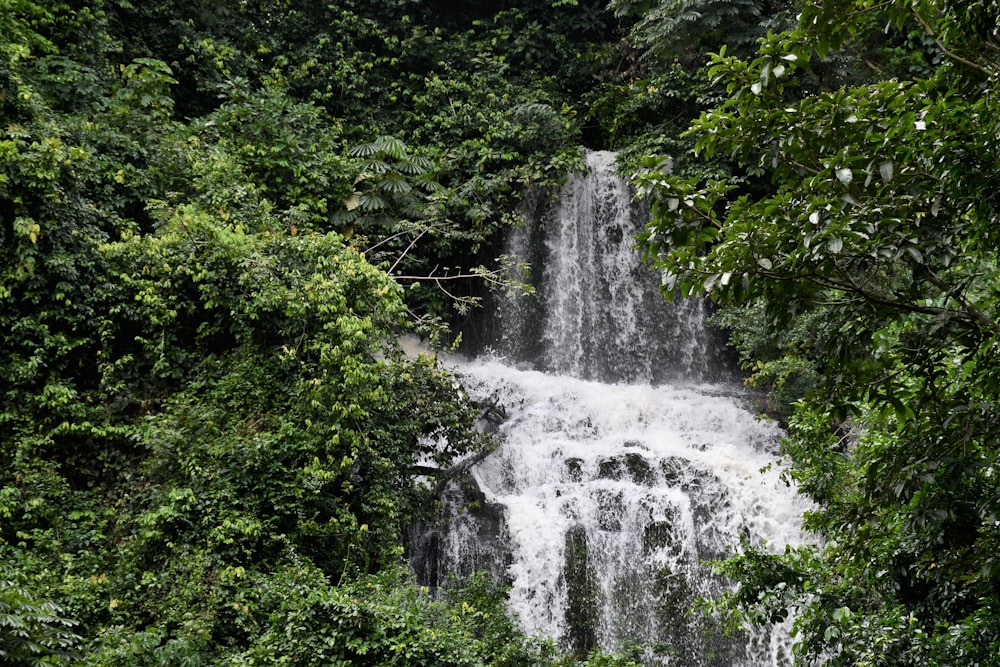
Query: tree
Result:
<box><xmin>0</xmin><ymin>2</ymin><xmax>655</xmax><ymax>663</ymax></box>
<box><xmin>594</xmin><ymin>0</ymin><xmax>799</xmax><ymax>182</ymax></box>
<box><xmin>635</xmin><ymin>0</ymin><xmax>1000</xmax><ymax>663</ymax></box>
<box><xmin>610</xmin><ymin>0</ymin><xmax>794</xmax><ymax>63</ymax></box>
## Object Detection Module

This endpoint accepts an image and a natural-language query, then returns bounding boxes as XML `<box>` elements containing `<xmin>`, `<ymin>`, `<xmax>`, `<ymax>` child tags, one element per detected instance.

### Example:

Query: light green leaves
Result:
<box><xmin>13</xmin><ymin>216</ymin><xmax>40</xmax><ymax>244</ymax></box>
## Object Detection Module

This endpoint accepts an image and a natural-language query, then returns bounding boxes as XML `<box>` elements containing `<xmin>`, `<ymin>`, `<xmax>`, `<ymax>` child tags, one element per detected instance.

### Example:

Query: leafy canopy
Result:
<box><xmin>0</xmin><ymin>0</ymin><xmax>649</xmax><ymax>664</ymax></box>
<box><xmin>635</xmin><ymin>0</ymin><xmax>1000</xmax><ymax>663</ymax></box>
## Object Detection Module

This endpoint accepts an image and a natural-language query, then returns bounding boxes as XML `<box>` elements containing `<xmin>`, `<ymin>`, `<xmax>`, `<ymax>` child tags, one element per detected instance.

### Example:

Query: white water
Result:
<box><xmin>454</xmin><ymin>359</ymin><xmax>805</xmax><ymax>664</ymax></box>
<box><xmin>428</xmin><ymin>152</ymin><xmax>808</xmax><ymax>665</ymax></box>
<box><xmin>497</xmin><ymin>151</ymin><xmax>723</xmax><ymax>385</ymax></box>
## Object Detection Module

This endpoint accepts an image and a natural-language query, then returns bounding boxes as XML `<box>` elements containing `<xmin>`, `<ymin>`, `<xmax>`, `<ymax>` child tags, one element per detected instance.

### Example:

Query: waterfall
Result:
<box><xmin>495</xmin><ymin>150</ymin><xmax>730</xmax><ymax>384</ymax></box>
<box><xmin>414</xmin><ymin>152</ymin><xmax>808</xmax><ymax>665</ymax></box>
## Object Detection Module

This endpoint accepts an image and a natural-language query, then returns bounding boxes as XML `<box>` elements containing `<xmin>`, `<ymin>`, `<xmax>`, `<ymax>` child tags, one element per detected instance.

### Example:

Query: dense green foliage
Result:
<box><xmin>9</xmin><ymin>0</ymin><xmax>997</xmax><ymax>664</ymax></box>
<box><xmin>0</xmin><ymin>0</ymin><xmax>644</xmax><ymax>664</ymax></box>
<box><xmin>636</xmin><ymin>0</ymin><xmax>1000</xmax><ymax>664</ymax></box>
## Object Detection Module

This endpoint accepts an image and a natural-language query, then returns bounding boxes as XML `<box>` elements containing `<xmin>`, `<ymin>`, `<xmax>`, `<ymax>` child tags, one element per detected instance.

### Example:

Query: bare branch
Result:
<box><xmin>912</xmin><ymin>10</ymin><xmax>994</xmax><ymax>77</ymax></box>
<box><xmin>388</xmin><ymin>227</ymin><xmax>429</xmax><ymax>275</ymax></box>
<box><xmin>923</xmin><ymin>267</ymin><xmax>999</xmax><ymax>335</ymax></box>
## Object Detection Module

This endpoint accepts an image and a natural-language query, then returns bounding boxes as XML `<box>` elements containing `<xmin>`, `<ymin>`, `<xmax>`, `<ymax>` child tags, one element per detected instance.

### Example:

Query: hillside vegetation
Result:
<box><xmin>3</xmin><ymin>1</ymin><xmax>998</xmax><ymax>665</ymax></box>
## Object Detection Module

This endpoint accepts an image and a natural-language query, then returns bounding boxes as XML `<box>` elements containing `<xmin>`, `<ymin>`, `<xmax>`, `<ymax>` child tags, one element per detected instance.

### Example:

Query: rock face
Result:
<box><xmin>410</xmin><ymin>377</ymin><xmax>805</xmax><ymax>665</ymax></box>
<box><xmin>563</xmin><ymin>524</ymin><xmax>599</xmax><ymax>655</ymax></box>
<box><xmin>556</xmin><ymin>452</ymin><xmax>751</xmax><ymax>666</ymax></box>
<box><xmin>411</xmin><ymin>446</ymin><xmax>771</xmax><ymax>665</ymax></box>
<box><xmin>409</xmin><ymin>473</ymin><xmax>511</xmax><ymax>592</ymax></box>
<box><xmin>478</xmin><ymin>151</ymin><xmax>736</xmax><ymax>386</ymax></box>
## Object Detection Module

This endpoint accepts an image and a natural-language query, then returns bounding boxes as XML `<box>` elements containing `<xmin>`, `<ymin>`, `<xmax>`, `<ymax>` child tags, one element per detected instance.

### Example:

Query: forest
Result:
<box><xmin>1</xmin><ymin>0</ymin><xmax>998</xmax><ymax>665</ymax></box>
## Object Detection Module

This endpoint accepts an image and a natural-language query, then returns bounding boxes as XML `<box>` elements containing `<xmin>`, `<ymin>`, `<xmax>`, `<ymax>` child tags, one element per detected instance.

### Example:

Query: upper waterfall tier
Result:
<box><xmin>495</xmin><ymin>151</ymin><xmax>731</xmax><ymax>384</ymax></box>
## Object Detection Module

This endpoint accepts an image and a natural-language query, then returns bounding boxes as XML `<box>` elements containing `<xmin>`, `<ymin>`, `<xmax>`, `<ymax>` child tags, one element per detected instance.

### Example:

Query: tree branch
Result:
<box><xmin>923</xmin><ymin>267</ymin><xmax>999</xmax><ymax>335</ymax></box>
<box><xmin>413</xmin><ymin>444</ymin><xmax>500</xmax><ymax>496</ymax></box>
<box><xmin>912</xmin><ymin>10</ymin><xmax>994</xmax><ymax>77</ymax></box>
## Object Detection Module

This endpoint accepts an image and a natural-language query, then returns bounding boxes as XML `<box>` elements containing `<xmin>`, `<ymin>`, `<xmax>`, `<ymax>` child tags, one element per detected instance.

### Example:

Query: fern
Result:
<box><xmin>0</xmin><ymin>579</ymin><xmax>81</xmax><ymax>666</ymax></box>
<box><xmin>611</xmin><ymin>0</ymin><xmax>792</xmax><ymax>62</ymax></box>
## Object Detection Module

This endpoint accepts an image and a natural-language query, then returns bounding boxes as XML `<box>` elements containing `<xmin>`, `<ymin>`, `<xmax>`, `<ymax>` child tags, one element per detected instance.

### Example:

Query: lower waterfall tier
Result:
<box><xmin>413</xmin><ymin>358</ymin><xmax>810</xmax><ymax>666</ymax></box>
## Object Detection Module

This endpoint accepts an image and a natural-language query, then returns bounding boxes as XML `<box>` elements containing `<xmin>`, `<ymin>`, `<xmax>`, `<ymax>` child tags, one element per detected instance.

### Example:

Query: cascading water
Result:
<box><xmin>495</xmin><ymin>151</ymin><xmax>729</xmax><ymax>385</ymax></box>
<box><xmin>413</xmin><ymin>152</ymin><xmax>809</xmax><ymax>666</ymax></box>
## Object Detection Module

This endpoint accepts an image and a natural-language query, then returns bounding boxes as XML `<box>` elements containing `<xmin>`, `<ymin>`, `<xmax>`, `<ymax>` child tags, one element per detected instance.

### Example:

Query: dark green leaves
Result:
<box><xmin>633</xmin><ymin>1</ymin><xmax>1000</xmax><ymax>663</ymax></box>
<box><xmin>0</xmin><ymin>576</ymin><xmax>81</xmax><ymax>666</ymax></box>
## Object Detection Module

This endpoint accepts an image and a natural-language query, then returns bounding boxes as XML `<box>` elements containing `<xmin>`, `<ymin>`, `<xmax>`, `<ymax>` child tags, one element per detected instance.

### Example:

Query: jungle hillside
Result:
<box><xmin>3</xmin><ymin>0</ymin><xmax>1000</xmax><ymax>665</ymax></box>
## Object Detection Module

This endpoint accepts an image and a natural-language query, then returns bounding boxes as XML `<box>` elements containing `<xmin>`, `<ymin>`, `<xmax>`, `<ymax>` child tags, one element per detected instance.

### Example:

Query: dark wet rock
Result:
<box><xmin>597</xmin><ymin>451</ymin><xmax>655</xmax><ymax>485</ymax></box>
<box><xmin>649</xmin><ymin>564</ymin><xmax>749</xmax><ymax>667</ymax></box>
<box><xmin>408</xmin><ymin>473</ymin><xmax>512</xmax><ymax>593</ymax></box>
<box><xmin>624</xmin><ymin>452</ymin><xmax>655</xmax><ymax>485</ymax></box>
<box><xmin>565</xmin><ymin>457</ymin><xmax>584</xmax><ymax>482</ymax></box>
<box><xmin>594</xmin><ymin>488</ymin><xmax>624</xmax><ymax>531</ymax></box>
<box><xmin>563</xmin><ymin>524</ymin><xmax>598</xmax><ymax>655</ymax></box>
<box><xmin>659</xmin><ymin>456</ymin><xmax>688</xmax><ymax>486</ymax></box>
<box><xmin>597</xmin><ymin>456</ymin><xmax>623</xmax><ymax>480</ymax></box>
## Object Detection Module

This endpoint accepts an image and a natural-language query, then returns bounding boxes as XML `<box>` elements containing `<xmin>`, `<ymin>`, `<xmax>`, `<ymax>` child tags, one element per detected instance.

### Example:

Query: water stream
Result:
<box><xmin>413</xmin><ymin>152</ymin><xmax>808</xmax><ymax>665</ymax></box>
